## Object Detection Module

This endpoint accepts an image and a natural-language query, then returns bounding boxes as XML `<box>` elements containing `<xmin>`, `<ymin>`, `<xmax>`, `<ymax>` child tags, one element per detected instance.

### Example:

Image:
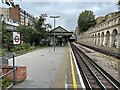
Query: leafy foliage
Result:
<box><xmin>2</xmin><ymin>21</ymin><xmax>13</xmax><ymax>48</ymax></box>
<box><xmin>2</xmin><ymin>14</ymin><xmax>51</xmax><ymax>52</ymax></box>
<box><xmin>0</xmin><ymin>22</ymin><xmax>2</xmax><ymax>48</ymax></box>
<box><xmin>33</xmin><ymin>14</ymin><xmax>51</xmax><ymax>45</ymax></box>
<box><xmin>17</xmin><ymin>25</ymin><xmax>34</xmax><ymax>45</ymax></box>
<box><xmin>78</xmin><ymin>10</ymin><xmax>96</xmax><ymax>33</ymax></box>
<box><xmin>2</xmin><ymin>78</ymin><xmax>12</xmax><ymax>88</ymax></box>
<box><xmin>34</xmin><ymin>14</ymin><xmax>48</xmax><ymax>38</ymax></box>
<box><xmin>16</xmin><ymin>14</ymin><xmax>51</xmax><ymax>46</ymax></box>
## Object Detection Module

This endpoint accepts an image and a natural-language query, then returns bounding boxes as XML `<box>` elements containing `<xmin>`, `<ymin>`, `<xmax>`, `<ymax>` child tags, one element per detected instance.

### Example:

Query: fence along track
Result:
<box><xmin>70</xmin><ymin>42</ymin><xmax>120</xmax><ymax>89</ymax></box>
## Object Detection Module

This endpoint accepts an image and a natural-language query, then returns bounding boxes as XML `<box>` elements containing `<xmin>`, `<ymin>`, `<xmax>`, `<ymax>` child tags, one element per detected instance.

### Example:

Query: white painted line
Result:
<box><xmin>70</xmin><ymin>47</ymin><xmax>86</xmax><ymax>89</ymax></box>
<box><xmin>65</xmin><ymin>74</ymin><xmax>68</xmax><ymax>89</ymax></box>
<box><xmin>67</xmin><ymin>84</ymin><xmax>74</xmax><ymax>86</ymax></box>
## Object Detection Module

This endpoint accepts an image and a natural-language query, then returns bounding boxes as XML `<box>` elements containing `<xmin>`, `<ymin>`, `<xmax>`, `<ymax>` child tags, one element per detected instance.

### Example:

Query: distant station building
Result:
<box><xmin>9</xmin><ymin>5</ymin><xmax>34</xmax><ymax>26</ymax></box>
<box><xmin>0</xmin><ymin>5</ymin><xmax>34</xmax><ymax>26</ymax></box>
<box><xmin>0</xmin><ymin>15</ymin><xmax>19</xmax><ymax>32</ymax></box>
<box><xmin>0</xmin><ymin>7</ymin><xmax>9</xmax><ymax>19</ymax></box>
<box><xmin>4</xmin><ymin>17</ymin><xmax>19</xmax><ymax>31</ymax></box>
<box><xmin>49</xmin><ymin>26</ymin><xmax>73</xmax><ymax>46</ymax></box>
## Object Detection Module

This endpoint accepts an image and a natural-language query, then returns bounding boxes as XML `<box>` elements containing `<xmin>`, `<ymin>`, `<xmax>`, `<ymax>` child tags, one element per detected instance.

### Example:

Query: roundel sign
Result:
<box><xmin>13</xmin><ymin>32</ymin><xmax>20</xmax><ymax>45</ymax></box>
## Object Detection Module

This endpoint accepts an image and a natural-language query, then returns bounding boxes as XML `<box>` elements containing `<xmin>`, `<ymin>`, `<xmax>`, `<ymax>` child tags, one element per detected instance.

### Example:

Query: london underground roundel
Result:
<box><xmin>13</xmin><ymin>32</ymin><xmax>20</xmax><ymax>45</ymax></box>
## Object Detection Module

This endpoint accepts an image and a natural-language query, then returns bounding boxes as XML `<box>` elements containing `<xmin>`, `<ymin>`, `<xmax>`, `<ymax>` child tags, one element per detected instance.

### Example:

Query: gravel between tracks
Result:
<box><xmin>76</xmin><ymin>43</ymin><xmax>120</xmax><ymax>82</ymax></box>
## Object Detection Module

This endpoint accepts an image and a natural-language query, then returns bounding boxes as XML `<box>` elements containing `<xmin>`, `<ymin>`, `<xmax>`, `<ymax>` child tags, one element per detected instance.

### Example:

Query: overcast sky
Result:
<box><xmin>1</xmin><ymin>1</ymin><xmax>118</xmax><ymax>31</ymax></box>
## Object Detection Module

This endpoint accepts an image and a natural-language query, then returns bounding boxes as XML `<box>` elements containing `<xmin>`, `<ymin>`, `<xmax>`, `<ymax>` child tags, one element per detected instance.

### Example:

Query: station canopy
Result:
<box><xmin>49</xmin><ymin>26</ymin><xmax>73</xmax><ymax>36</ymax></box>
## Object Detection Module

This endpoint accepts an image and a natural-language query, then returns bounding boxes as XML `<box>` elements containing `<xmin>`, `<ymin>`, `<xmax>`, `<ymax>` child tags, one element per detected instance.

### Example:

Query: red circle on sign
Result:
<box><xmin>14</xmin><ymin>36</ymin><xmax>19</xmax><ymax>42</ymax></box>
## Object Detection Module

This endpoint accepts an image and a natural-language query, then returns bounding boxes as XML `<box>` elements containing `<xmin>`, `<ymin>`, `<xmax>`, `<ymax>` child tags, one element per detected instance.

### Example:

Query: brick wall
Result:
<box><xmin>9</xmin><ymin>5</ymin><xmax>20</xmax><ymax>22</ymax></box>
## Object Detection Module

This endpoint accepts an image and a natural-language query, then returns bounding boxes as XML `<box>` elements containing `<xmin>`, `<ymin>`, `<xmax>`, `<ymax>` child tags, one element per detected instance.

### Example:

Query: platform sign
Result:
<box><xmin>13</xmin><ymin>32</ymin><xmax>20</xmax><ymax>45</ymax></box>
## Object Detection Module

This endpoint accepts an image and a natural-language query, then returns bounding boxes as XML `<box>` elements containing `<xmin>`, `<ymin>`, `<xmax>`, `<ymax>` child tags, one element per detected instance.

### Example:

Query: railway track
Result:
<box><xmin>78</xmin><ymin>43</ymin><xmax>120</xmax><ymax>59</ymax></box>
<box><xmin>70</xmin><ymin>42</ymin><xmax>120</xmax><ymax>89</ymax></box>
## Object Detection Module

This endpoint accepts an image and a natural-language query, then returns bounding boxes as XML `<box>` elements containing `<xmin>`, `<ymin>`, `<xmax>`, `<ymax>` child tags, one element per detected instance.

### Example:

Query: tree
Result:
<box><xmin>34</xmin><ymin>14</ymin><xmax>51</xmax><ymax>45</ymax></box>
<box><xmin>0</xmin><ymin>21</ymin><xmax>2</xmax><ymax>48</ymax></box>
<box><xmin>34</xmin><ymin>14</ymin><xmax>47</xmax><ymax>38</ymax></box>
<box><xmin>2</xmin><ymin>20</ymin><xmax>13</xmax><ymax>48</ymax></box>
<box><xmin>17</xmin><ymin>25</ymin><xmax>34</xmax><ymax>45</ymax></box>
<box><xmin>77</xmin><ymin>10</ymin><xmax>96</xmax><ymax>33</ymax></box>
<box><xmin>117</xmin><ymin>0</ymin><xmax>120</xmax><ymax>11</ymax></box>
<box><xmin>17</xmin><ymin>14</ymin><xmax>51</xmax><ymax>46</ymax></box>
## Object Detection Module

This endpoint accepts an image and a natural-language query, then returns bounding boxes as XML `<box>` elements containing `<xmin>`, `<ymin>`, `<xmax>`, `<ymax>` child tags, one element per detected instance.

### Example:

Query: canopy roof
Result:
<box><xmin>50</xmin><ymin>26</ymin><xmax>73</xmax><ymax>36</ymax></box>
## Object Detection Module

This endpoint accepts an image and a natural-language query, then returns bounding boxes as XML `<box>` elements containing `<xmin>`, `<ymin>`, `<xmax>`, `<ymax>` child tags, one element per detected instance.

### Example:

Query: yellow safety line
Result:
<box><xmin>70</xmin><ymin>49</ymin><xmax>77</xmax><ymax>89</ymax></box>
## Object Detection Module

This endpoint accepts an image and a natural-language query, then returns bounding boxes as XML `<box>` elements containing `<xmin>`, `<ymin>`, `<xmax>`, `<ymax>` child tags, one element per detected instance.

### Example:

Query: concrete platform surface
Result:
<box><xmin>8</xmin><ymin>46</ymin><xmax>68</xmax><ymax>88</ymax></box>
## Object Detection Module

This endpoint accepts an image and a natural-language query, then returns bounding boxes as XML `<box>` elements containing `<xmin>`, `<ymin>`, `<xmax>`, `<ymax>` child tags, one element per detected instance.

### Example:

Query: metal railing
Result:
<box><xmin>0</xmin><ymin>52</ymin><xmax>16</xmax><ymax>86</ymax></box>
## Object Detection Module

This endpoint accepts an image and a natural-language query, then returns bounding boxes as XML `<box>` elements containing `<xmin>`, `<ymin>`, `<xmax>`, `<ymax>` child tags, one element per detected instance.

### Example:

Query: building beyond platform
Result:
<box><xmin>77</xmin><ymin>12</ymin><xmax>120</xmax><ymax>49</ymax></box>
<box><xmin>49</xmin><ymin>26</ymin><xmax>73</xmax><ymax>46</ymax></box>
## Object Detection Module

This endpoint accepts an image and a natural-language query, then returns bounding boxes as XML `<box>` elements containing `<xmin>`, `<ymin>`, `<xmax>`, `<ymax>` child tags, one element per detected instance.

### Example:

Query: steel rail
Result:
<box><xmin>78</xmin><ymin>45</ymin><xmax>120</xmax><ymax>88</ymax></box>
<box><xmin>76</xmin><ymin>44</ymin><xmax>119</xmax><ymax>89</ymax></box>
<box><xmin>78</xmin><ymin>43</ymin><xmax>120</xmax><ymax>59</ymax></box>
<box><xmin>71</xmin><ymin>44</ymin><xmax>92</xmax><ymax>89</ymax></box>
<box><xmin>71</xmin><ymin>43</ymin><xmax>106</xmax><ymax>89</ymax></box>
<box><xmin>71</xmin><ymin>42</ymin><xmax>120</xmax><ymax>89</ymax></box>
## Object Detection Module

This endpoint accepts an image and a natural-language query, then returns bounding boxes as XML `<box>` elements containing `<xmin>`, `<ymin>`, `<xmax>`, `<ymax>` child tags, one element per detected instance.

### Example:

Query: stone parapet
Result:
<box><xmin>77</xmin><ymin>11</ymin><xmax>120</xmax><ymax>50</ymax></box>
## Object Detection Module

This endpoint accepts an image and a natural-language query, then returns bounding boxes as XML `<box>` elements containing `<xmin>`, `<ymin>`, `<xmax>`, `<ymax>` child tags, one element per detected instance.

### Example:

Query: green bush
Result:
<box><xmin>13</xmin><ymin>43</ymin><xmax>31</xmax><ymax>52</ymax></box>
<box><xmin>1</xmin><ymin>43</ymin><xmax>42</xmax><ymax>56</ymax></box>
<box><xmin>2</xmin><ymin>78</ymin><xmax>12</xmax><ymax>88</ymax></box>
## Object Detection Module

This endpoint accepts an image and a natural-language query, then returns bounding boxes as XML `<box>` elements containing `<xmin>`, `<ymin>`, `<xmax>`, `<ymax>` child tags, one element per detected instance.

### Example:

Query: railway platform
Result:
<box><xmin>7</xmin><ymin>42</ymin><xmax>120</xmax><ymax>89</ymax></box>
<box><xmin>8</xmin><ymin>45</ymin><xmax>84</xmax><ymax>89</ymax></box>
